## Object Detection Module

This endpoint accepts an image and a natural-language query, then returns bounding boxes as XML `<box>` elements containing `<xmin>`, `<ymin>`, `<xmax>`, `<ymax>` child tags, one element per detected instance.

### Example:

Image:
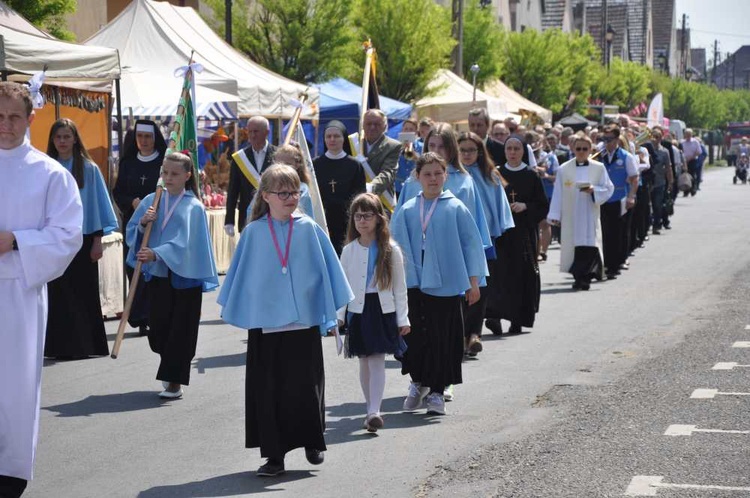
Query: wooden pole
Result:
<box><xmin>282</xmin><ymin>93</ymin><xmax>308</xmax><ymax>146</ymax></box>
<box><xmin>359</xmin><ymin>41</ymin><xmax>375</xmax><ymax>156</ymax></box>
<box><xmin>111</xmin><ymin>186</ymin><xmax>163</xmax><ymax>358</ymax></box>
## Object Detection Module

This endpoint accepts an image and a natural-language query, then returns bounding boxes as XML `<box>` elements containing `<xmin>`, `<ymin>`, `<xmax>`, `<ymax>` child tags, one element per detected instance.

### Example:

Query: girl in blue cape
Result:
<box><xmin>218</xmin><ymin>164</ymin><xmax>353</xmax><ymax>478</ymax></box>
<box><xmin>457</xmin><ymin>132</ymin><xmax>515</xmax><ymax>358</ymax></box>
<box><xmin>44</xmin><ymin>118</ymin><xmax>119</xmax><ymax>359</ymax></box>
<box><xmin>126</xmin><ymin>152</ymin><xmax>219</xmax><ymax>400</ymax></box>
<box><xmin>337</xmin><ymin>193</ymin><xmax>410</xmax><ymax>433</ymax></box>
<box><xmin>390</xmin><ymin>152</ymin><xmax>488</xmax><ymax>417</ymax></box>
<box><xmin>394</xmin><ymin>122</ymin><xmax>492</xmax><ymax>253</ymax></box>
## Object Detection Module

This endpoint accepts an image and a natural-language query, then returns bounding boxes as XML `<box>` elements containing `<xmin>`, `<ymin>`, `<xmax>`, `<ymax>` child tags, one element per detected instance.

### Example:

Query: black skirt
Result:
<box><xmin>45</xmin><ymin>234</ymin><xmax>108</xmax><ymax>357</ymax></box>
<box><xmin>146</xmin><ymin>276</ymin><xmax>202</xmax><ymax>385</ymax></box>
<box><xmin>346</xmin><ymin>293</ymin><xmax>407</xmax><ymax>358</ymax></box>
<box><xmin>400</xmin><ymin>289</ymin><xmax>464</xmax><ymax>389</ymax></box>
<box><xmin>246</xmin><ymin>327</ymin><xmax>326</xmax><ymax>459</ymax></box>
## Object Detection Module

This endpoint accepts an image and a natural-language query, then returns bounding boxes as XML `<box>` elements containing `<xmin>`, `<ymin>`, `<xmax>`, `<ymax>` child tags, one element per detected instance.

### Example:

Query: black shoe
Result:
<box><xmin>605</xmin><ymin>273</ymin><xmax>617</xmax><ymax>280</ymax></box>
<box><xmin>572</xmin><ymin>281</ymin><xmax>582</xmax><ymax>290</ymax></box>
<box><xmin>652</xmin><ymin>229</ymin><xmax>661</xmax><ymax>235</ymax></box>
<box><xmin>507</xmin><ymin>323</ymin><xmax>522</xmax><ymax>335</ymax></box>
<box><xmin>664</xmin><ymin>225</ymin><xmax>672</xmax><ymax>230</ymax></box>
<box><xmin>138</xmin><ymin>325</ymin><xmax>149</xmax><ymax>336</ymax></box>
<box><xmin>305</xmin><ymin>448</ymin><xmax>324</xmax><ymax>465</ymax></box>
<box><xmin>580</xmin><ymin>281</ymin><xmax>591</xmax><ymax>291</ymax></box>
<box><xmin>734</xmin><ymin>176</ymin><xmax>738</xmax><ymax>184</ymax></box>
<box><xmin>257</xmin><ymin>458</ymin><xmax>285</xmax><ymax>477</ymax></box>
<box><xmin>485</xmin><ymin>319</ymin><xmax>503</xmax><ymax>336</ymax></box>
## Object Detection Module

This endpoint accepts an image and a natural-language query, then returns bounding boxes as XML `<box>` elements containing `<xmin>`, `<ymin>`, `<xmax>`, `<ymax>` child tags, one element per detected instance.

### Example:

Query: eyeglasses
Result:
<box><xmin>353</xmin><ymin>213</ymin><xmax>376</xmax><ymax>221</ymax></box>
<box><xmin>575</xmin><ymin>147</ymin><xmax>590</xmax><ymax>152</ymax></box>
<box><xmin>459</xmin><ymin>148</ymin><xmax>478</xmax><ymax>154</ymax></box>
<box><xmin>268</xmin><ymin>191</ymin><xmax>301</xmax><ymax>200</ymax></box>
<box><xmin>602</xmin><ymin>136</ymin><xmax>616</xmax><ymax>142</ymax></box>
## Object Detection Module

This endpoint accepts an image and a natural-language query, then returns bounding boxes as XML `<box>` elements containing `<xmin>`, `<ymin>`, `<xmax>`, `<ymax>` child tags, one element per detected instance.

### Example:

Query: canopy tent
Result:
<box><xmin>302</xmin><ymin>77</ymin><xmax>412</xmax><ymax>155</ymax></box>
<box><xmin>0</xmin><ymin>1</ymin><xmax>121</xmax><ymax>177</ymax></box>
<box><xmin>85</xmin><ymin>0</ymin><xmax>318</xmax><ymax>119</ymax></box>
<box><xmin>483</xmin><ymin>79</ymin><xmax>553</xmax><ymax>124</ymax></box>
<box><xmin>557</xmin><ymin>112</ymin><xmax>597</xmax><ymax>131</ymax></box>
<box><xmin>415</xmin><ymin>69</ymin><xmax>507</xmax><ymax>124</ymax></box>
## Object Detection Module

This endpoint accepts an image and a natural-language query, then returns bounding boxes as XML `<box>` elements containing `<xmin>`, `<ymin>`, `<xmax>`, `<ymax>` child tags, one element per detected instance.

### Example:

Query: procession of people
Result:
<box><xmin>0</xmin><ymin>77</ymin><xmax>710</xmax><ymax>496</ymax></box>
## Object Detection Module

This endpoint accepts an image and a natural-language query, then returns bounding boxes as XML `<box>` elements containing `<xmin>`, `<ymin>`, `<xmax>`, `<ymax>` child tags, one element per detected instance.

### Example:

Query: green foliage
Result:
<box><xmin>7</xmin><ymin>0</ymin><xmax>76</xmax><ymax>40</ymax></box>
<box><xmin>204</xmin><ymin>0</ymin><xmax>358</xmax><ymax>83</ymax></box>
<box><xmin>590</xmin><ymin>59</ymin><xmax>651</xmax><ymax>111</ymax></box>
<box><xmin>499</xmin><ymin>29</ymin><xmax>599</xmax><ymax>116</ymax></box>
<box><xmin>349</xmin><ymin>0</ymin><xmax>454</xmax><ymax>102</ymax></box>
<box><xmin>461</xmin><ymin>0</ymin><xmax>503</xmax><ymax>87</ymax></box>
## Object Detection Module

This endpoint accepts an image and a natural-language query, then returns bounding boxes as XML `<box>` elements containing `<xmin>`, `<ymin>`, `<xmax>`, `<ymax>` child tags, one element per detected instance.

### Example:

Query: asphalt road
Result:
<box><xmin>26</xmin><ymin>165</ymin><xmax>750</xmax><ymax>498</ymax></box>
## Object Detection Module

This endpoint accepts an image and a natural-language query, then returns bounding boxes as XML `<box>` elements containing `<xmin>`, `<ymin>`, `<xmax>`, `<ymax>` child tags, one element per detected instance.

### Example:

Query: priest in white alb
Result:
<box><xmin>0</xmin><ymin>82</ymin><xmax>82</xmax><ymax>497</ymax></box>
<box><xmin>547</xmin><ymin>135</ymin><xmax>613</xmax><ymax>291</ymax></box>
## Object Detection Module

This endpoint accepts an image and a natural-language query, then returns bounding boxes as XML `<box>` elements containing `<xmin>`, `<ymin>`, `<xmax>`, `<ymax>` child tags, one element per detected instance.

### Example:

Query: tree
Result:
<box><xmin>461</xmin><ymin>0</ymin><xmax>503</xmax><ymax>87</ymax></box>
<box><xmin>590</xmin><ymin>59</ymin><xmax>651</xmax><ymax>111</ymax></box>
<box><xmin>499</xmin><ymin>29</ymin><xmax>599</xmax><ymax>117</ymax></box>
<box><xmin>204</xmin><ymin>0</ymin><xmax>359</xmax><ymax>83</ymax></box>
<box><xmin>350</xmin><ymin>0</ymin><xmax>454</xmax><ymax>102</ymax></box>
<box><xmin>7</xmin><ymin>0</ymin><xmax>76</xmax><ymax>40</ymax></box>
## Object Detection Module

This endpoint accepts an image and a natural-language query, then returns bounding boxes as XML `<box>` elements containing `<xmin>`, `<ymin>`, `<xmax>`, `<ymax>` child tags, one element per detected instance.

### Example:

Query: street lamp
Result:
<box><xmin>605</xmin><ymin>24</ymin><xmax>615</xmax><ymax>75</ymax></box>
<box><xmin>470</xmin><ymin>63</ymin><xmax>480</xmax><ymax>102</ymax></box>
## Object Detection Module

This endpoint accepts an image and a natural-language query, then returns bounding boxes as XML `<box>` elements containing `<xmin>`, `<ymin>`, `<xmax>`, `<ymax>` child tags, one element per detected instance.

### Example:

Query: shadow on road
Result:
<box><xmin>194</xmin><ymin>352</ymin><xmax>246</xmax><ymax>373</ymax></box>
<box><xmin>137</xmin><ymin>470</ymin><xmax>317</xmax><ymax>497</ymax></box>
<box><xmin>200</xmin><ymin>319</ymin><xmax>227</xmax><ymax>326</ymax></box>
<box><xmin>43</xmin><ymin>391</ymin><xmax>167</xmax><ymax>417</ymax></box>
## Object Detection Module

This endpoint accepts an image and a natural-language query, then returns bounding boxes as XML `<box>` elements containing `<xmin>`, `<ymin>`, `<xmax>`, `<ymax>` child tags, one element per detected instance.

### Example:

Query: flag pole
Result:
<box><xmin>112</xmin><ymin>51</ymin><xmax>195</xmax><ymax>359</ymax></box>
<box><xmin>282</xmin><ymin>92</ymin><xmax>308</xmax><ymax>146</ymax></box>
<box><xmin>358</xmin><ymin>40</ymin><xmax>375</xmax><ymax>156</ymax></box>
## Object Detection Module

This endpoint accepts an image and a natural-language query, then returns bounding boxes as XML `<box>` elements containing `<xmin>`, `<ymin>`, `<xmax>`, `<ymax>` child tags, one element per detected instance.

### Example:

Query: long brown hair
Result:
<box><xmin>249</xmin><ymin>164</ymin><xmax>301</xmax><ymax>222</ymax></box>
<box><xmin>424</xmin><ymin>122</ymin><xmax>466</xmax><ymax>173</ymax></box>
<box><xmin>46</xmin><ymin>118</ymin><xmax>93</xmax><ymax>188</ymax></box>
<box><xmin>345</xmin><ymin>193</ymin><xmax>393</xmax><ymax>291</ymax></box>
<box><xmin>458</xmin><ymin>131</ymin><xmax>505</xmax><ymax>186</ymax></box>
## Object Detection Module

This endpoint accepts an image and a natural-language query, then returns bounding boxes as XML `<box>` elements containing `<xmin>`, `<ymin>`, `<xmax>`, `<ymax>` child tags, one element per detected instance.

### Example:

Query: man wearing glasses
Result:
<box><xmin>599</xmin><ymin>124</ymin><xmax>639</xmax><ymax>280</ymax></box>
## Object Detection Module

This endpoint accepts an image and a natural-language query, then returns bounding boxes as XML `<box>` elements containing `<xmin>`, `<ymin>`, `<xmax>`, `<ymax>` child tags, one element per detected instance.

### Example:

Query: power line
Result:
<box><xmin>690</xmin><ymin>28</ymin><xmax>750</xmax><ymax>39</ymax></box>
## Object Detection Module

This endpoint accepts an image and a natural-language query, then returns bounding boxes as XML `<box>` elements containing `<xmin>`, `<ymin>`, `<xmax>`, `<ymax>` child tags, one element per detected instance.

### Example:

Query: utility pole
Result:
<box><xmin>680</xmin><ymin>13</ymin><xmax>687</xmax><ymax>79</ymax></box>
<box><xmin>225</xmin><ymin>0</ymin><xmax>233</xmax><ymax>46</ymax></box>
<box><xmin>602</xmin><ymin>0</ymin><xmax>608</xmax><ymax>66</ymax></box>
<box><xmin>732</xmin><ymin>51</ymin><xmax>736</xmax><ymax>90</ymax></box>
<box><xmin>712</xmin><ymin>39</ymin><xmax>719</xmax><ymax>85</ymax></box>
<box><xmin>452</xmin><ymin>0</ymin><xmax>464</xmax><ymax>76</ymax></box>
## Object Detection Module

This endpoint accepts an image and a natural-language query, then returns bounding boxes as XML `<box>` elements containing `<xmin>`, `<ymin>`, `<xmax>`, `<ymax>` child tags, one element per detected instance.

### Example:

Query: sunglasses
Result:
<box><xmin>459</xmin><ymin>148</ymin><xmax>478</xmax><ymax>154</ymax></box>
<box><xmin>575</xmin><ymin>147</ymin><xmax>590</xmax><ymax>152</ymax></box>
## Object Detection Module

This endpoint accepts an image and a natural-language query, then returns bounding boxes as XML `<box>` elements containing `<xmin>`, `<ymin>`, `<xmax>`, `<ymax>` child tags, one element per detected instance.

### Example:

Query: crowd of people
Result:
<box><xmin>0</xmin><ymin>77</ymin><xmax>708</xmax><ymax>496</ymax></box>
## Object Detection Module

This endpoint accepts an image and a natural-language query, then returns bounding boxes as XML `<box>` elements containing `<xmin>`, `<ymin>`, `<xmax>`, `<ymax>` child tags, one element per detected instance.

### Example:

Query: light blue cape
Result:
<box><xmin>59</xmin><ymin>158</ymin><xmax>118</xmax><ymax>235</ymax></box>
<box><xmin>466</xmin><ymin>164</ymin><xmax>515</xmax><ymax>238</ymax></box>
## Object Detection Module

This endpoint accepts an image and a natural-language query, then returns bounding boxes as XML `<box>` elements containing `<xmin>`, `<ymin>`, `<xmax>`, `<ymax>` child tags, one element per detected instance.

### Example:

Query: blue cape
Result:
<box><xmin>59</xmin><ymin>158</ymin><xmax>118</xmax><ymax>235</ymax></box>
<box><xmin>391</xmin><ymin>191</ymin><xmax>488</xmax><ymax>297</ymax></box>
<box><xmin>466</xmin><ymin>164</ymin><xmax>515</xmax><ymax>238</ymax></box>
<box><xmin>218</xmin><ymin>212</ymin><xmax>353</xmax><ymax>334</ymax></box>
<box><xmin>126</xmin><ymin>190</ymin><xmax>219</xmax><ymax>291</ymax></box>
<box><xmin>395</xmin><ymin>164</ymin><xmax>492</xmax><ymax>250</ymax></box>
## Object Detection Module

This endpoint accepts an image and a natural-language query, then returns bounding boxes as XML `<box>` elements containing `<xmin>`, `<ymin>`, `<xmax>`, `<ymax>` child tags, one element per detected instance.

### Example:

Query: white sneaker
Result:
<box><xmin>443</xmin><ymin>385</ymin><xmax>454</xmax><ymax>402</ymax></box>
<box><xmin>425</xmin><ymin>392</ymin><xmax>446</xmax><ymax>415</ymax></box>
<box><xmin>403</xmin><ymin>382</ymin><xmax>429</xmax><ymax>411</ymax></box>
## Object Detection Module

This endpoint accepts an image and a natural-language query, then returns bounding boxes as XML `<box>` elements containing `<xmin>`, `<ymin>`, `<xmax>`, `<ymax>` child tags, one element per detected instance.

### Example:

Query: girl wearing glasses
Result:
<box><xmin>391</xmin><ymin>153</ymin><xmax>488</xmax><ymax>417</ymax></box>
<box><xmin>456</xmin><ymin>132</ymin><xmax>515</xmax><ymax>357</ymax></box>
<box><xmin>218</xmin><ymin>164</ymin><xmax>353</xmax><ymax>477</ymax></box>
<box><xmin>126</xmin><ymin>152</ymin><xmax>219</xmax><ymax>399</ymax></box>
<box><xmin>337</xmin><ymin>193</ymin><xmax>410</xmax><ymax>432</ymax></box>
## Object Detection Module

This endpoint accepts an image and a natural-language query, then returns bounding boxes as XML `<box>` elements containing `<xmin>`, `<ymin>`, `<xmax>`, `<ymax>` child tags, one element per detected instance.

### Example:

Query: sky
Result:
<box><xmin>675</xmin><ymin>0</ymin><xmax>750</xmax><ymax>61</ymax></box>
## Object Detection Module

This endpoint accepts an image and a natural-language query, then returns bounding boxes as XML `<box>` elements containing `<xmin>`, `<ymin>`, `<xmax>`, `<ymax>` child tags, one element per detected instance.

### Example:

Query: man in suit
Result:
<box><xmin>224</xmin><ymin>116</ymin><xmax>276</xmax><ymax>235</ymax></box>
<box><xmin>362</xmin><ymin>109</ymin><xmax>401</xmax><ymax>196</ymax></box>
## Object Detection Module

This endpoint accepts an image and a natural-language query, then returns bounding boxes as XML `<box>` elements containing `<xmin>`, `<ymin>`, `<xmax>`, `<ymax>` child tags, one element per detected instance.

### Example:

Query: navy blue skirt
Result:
<box><xmin>346</xmin><ymin>293</ymin><xmax>407</xmax><ymax>358</ymax></box>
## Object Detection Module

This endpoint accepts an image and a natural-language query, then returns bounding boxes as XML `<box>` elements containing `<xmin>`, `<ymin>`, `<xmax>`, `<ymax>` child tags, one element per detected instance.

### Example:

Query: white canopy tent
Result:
<box><xmin>85</xmin><ymin>0</ymin><xmax>318</xmax><ymax>119</ymax></box>
<box><xmin>483</xmin><ymin>79</ymin><xmax>553</xmax><ymax>124</ymax></box>
<box><xmin>415</xmin><ymin>69</ymin><xmax>507</xmax><ymax>124</ymax></box>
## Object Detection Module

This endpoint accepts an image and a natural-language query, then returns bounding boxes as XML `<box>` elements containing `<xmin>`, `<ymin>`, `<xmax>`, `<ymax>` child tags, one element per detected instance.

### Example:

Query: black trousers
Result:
<box><xmin>146</xmin><ymin>276</ymin><xmax>202</xmax><ymax>385</ymax></box>
<box><xmin>0</xmin><ymin>476</ymin><xmax>27</xmax><ymax>498</ymax></box>
<box><xmin>463</xmin><ymin>286</ymin><xmax>488</xmax><ymax>339</ymax></box>
<box><xmin>601</xmin><ymin>201</ymin><xmax>625</xmax><ymax>273</ymax></box>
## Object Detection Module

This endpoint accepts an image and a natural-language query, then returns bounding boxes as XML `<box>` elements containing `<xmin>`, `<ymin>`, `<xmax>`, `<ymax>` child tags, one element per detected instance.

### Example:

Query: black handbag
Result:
<box><xmin>664</xmin><ymin>194</ymin><xmax>674</xmax><ymax>216</ymax></box>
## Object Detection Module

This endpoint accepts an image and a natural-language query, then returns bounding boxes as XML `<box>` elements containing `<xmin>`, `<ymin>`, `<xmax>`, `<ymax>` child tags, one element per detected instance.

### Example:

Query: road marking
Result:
<box><xmin>690</xmin><ymin>388</ymin><xmax>750</xmax><ymax>399</ymax></box>
<box><xmin>712</xmin><ymin>362</ymin><xmax>750</xmax><ymax>370</ymax></box>
<box><xmin>625</xmin><ymin>475</ymin><xmax>750</xmax><ymax>496</ymax></box>
<box><xmin>745</xmin><ymin>325</ymin><xmax>750</xmax><ymax>330</ymax></box>
<box><xmin>732</xmin><ymin>341</ymin><xmax>750</xmax><ymax>348</ymax></box>
<box><xmin>664</xmin><ymin>424</ymin><xmax>750</xmax><ymax>436</ymax></box>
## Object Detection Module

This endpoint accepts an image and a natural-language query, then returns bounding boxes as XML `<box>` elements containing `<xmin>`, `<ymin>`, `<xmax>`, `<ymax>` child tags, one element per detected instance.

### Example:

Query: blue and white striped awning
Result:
<box><xmin>117</xmin><ymin>101</ymin><xmax>238</xmax><ymax>123</ymax></box>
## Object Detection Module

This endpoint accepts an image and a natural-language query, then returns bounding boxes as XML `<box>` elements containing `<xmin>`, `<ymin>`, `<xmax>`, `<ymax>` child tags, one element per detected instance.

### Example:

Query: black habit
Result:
<box><xmin>313</xmin><ymin>154</ymin><xmax>366</xmax><ymax>254</ymax></box>
<box><xmin>486</xmin><ymin>164</ymin><xmax>549</xmax><ymax>328</ymax></box>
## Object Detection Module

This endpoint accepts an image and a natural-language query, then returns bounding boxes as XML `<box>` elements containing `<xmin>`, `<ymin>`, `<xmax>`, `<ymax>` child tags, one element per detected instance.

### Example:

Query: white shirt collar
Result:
<box><xmin>0</xmin><ymin>137</ymin><xmax>30</xmax><ymax>158</ymax></box>
<box><xmin>252</xmin><ymin>141</ymin><xmax>269</xmax><ymax>155</ymax></box>
<box><xmin>138</xmin><ymin>151</ymin><xmax>160</xmax><ymax>162</ymax></box>
<box><xmin>504</xmin><ymin>162</ymin><xmax>528</xmax><ymax>172</ymax></box>
<box><xmin>325</xmin><ymin>150</ymin><xmax>347</xmax><ymax>160</ymax></box>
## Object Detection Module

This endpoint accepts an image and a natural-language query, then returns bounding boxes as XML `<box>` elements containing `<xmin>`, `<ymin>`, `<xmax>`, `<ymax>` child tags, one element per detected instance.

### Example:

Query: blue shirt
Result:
<box><xmin>59</xmin><ymin>157</ymin><xmax>118</xmax><ymax>236</ymax></box>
